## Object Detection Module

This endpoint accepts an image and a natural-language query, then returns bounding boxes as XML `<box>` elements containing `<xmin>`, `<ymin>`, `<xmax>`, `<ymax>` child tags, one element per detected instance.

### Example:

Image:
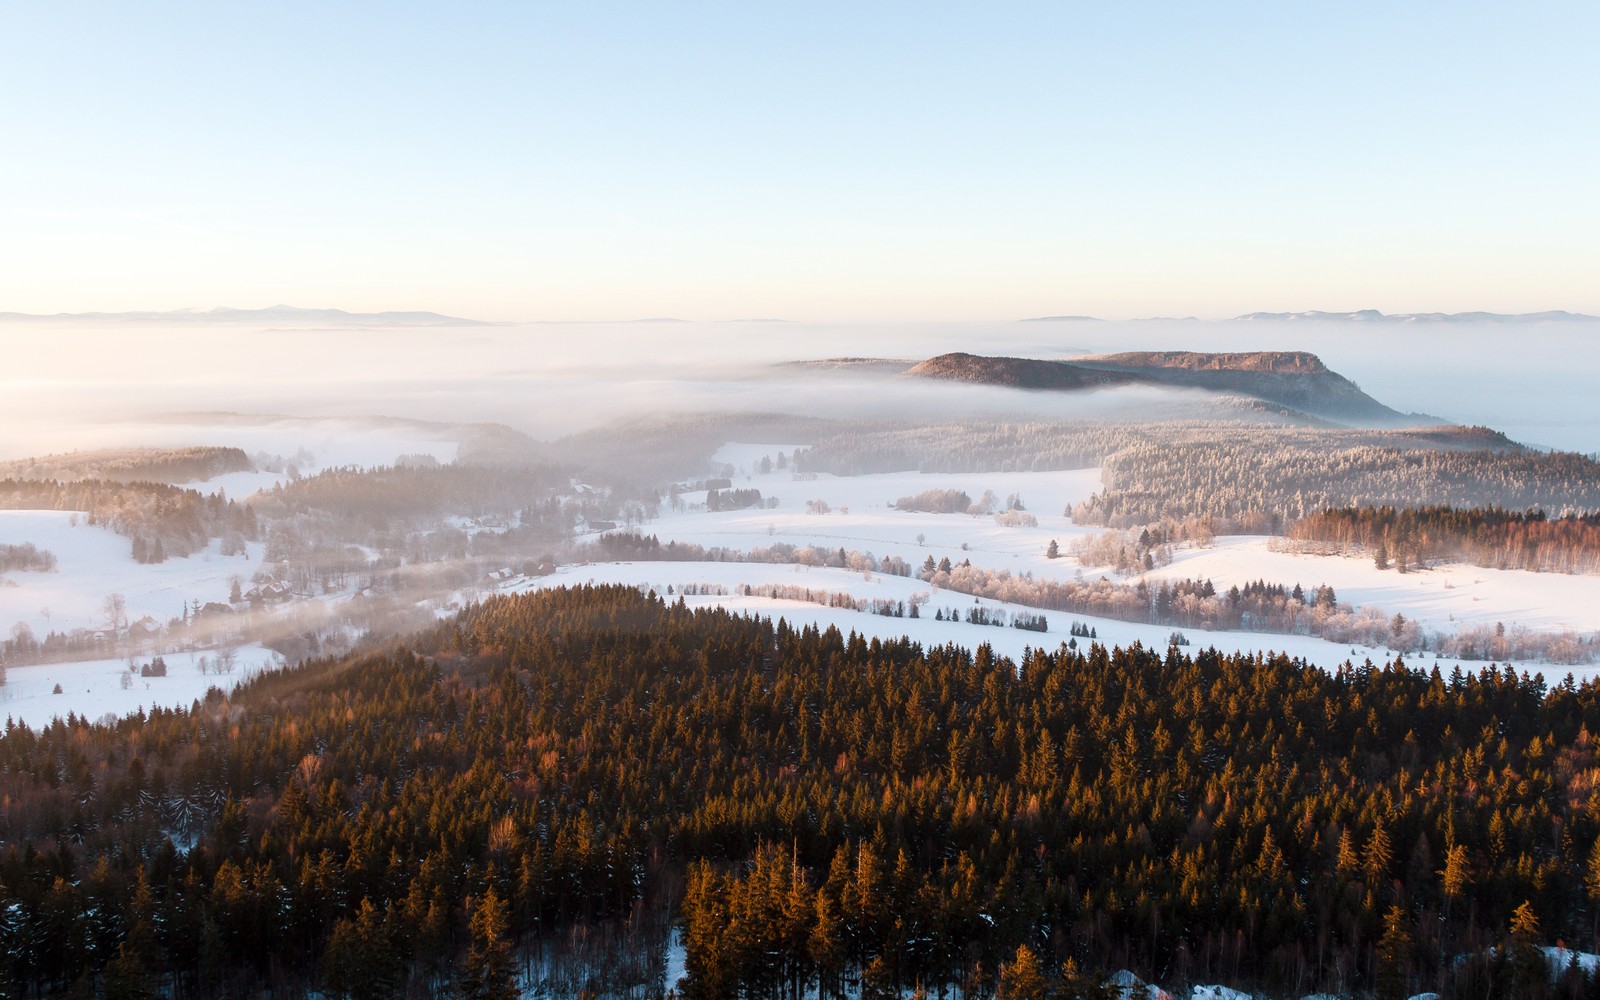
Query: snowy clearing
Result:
<box><xmin>614</xmin><ymin>445</ymin><xmax>1600</xmax><ymax>657</ymax></box>
<box><xmin>1</xmin><ymin>644</ymin><xmax>285</xmax><ymax>729</ymax></box>
<box><xmin>0</xmin><ymin>510</ymin><xmax>263</xmax><ymax>637</ymax></box>
<box><xmin>517</xmin><ymin>560</ymin><xmax>1596</xmax><ymax>681</ymax></box>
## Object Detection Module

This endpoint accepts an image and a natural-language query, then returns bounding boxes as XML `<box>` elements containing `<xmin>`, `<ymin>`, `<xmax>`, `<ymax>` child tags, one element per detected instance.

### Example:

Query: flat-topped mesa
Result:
<box><xmin>1075</xmin><ymin>350</ymin><xmax>1329</xmax><ymax>374</ymax></box>
<box><xmin>907</xmin><ymin>349</ymin><xmax>1416</xmax><ymax>426</ymax></box>
<box><xmin>905</xmin><ymin>353</ymin><xmax>1148</xmax><ymax>390</ymax></box>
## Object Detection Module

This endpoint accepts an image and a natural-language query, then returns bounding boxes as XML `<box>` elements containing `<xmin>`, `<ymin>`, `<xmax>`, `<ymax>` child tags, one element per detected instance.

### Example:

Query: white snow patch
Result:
<box><xmin>1545</xmin><ymin>945</ymin><xmax>1600</xmax><ymax>976</ymax></box>
<box><xmin>1</xmin><ymin>644</ymin><xmax>285</xmax><ymax>728</ymax></box>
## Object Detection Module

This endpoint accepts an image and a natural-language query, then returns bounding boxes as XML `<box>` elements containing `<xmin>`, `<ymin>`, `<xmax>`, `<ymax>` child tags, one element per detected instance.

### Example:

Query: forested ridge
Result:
<box><xmin>0</xmin><ymin>478</ymin><xmax>258</xmax><ymax>562</ymax></box>
<box><xmin>0</xmin><ymin>447</ymin><xmax>251</xmax><ymax>486</ymax></box>
<box><xmin>6</xmin><ymin>587</ymin><xmax>1600</xmax><ymax>997</ymax></box>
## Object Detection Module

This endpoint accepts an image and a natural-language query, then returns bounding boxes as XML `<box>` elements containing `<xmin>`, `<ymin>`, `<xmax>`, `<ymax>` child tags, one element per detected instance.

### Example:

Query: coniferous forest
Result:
<box><xmin>5</xmin><ymin>585</ymin><xmax>1600</xmax><ymax>997</ymax></box>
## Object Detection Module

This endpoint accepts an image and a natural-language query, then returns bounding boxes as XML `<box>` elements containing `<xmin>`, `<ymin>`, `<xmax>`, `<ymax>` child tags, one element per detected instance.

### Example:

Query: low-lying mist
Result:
<box><xmin>2</xmin><ymin>315</ymin><xmax>1596</xmax><ymax>461</ymax></box>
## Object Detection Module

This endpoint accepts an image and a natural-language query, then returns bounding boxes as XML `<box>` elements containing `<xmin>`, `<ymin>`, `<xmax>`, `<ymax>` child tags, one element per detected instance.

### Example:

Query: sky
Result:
<box><xmin>2</xmin><ymin>2</ymin><xmax>1596</xmax><ymax>322</ymax></box>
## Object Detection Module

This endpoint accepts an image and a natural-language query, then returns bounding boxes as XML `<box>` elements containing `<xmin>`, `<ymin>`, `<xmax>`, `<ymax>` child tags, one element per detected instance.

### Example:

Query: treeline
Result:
<box><xmin>9</xmin><ymin>586</ymin><xmax>1600</xmax><ymax>997</ymax></box>
<box><xmin>257</xmin><ymin>463</ymin><xmax>570</xmax><ymax>532</ymax></box>
<box><xmin>1289</xmin><ymin>505</ymin><xmax>1600</xmax><ymax>575</ymax></box>
<box><xmin>587</xmin><ymin>531</ymin><xmax>917</xmax><ymax>578</ymax></box>
<box><xmin>0</xmin><ymin>446</ymin><xmax>252</xmax><ymax>485</ymax></box>
<box><xmin>0</xmin><ymin>478</ymin><xmax>258</xmax><ymax>561</ymax></box>
<box><xmin>1072</xmin><ymin>432</ymin><xmax>1600</xmax><ymax>532</ymax></box>
<box><xmin>895</xmin><ymin>488</ymin><xmax>973</xmax><ymax>513</ymax></box>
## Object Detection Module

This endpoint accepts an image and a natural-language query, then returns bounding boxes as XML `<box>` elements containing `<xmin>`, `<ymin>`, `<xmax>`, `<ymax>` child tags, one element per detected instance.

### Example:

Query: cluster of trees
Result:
<box><xmin>0</xmin><ymin>446</ymin><xmax>252</xmax><ymax>485</ymax></box>
<box><xmin>256</xmin><ymin>463</ymin><xmax>570</xmax><ymax>535</ymax></box>
<box><xmin>895</xmin><ymin>488</ymin><xmax>973</xmax><ymax>514</ymax></box>
<box><xmin>251</xmin><ymin>463</ymin><xmax>581</xmax><ymax>600</ymax></box>
<box><xmin>0</xmin><ymin>541</ymin><xmax>56</xmax><ymax>573</ymax></box>
<box><xmin>1071</xmin><ymin>432</ymin><xmax>1600</xmax><ymax>532</ymax></box>
<box><xmin>892</xmin><ymin>488</ymin><xmax>1028</xmax><ymax>519</ymax></box>
<box><xmin>10</xmin><ymin>586</ymin><xmax>1600</xmax><ymax>997</ymax></box>
<box><xmin>705</xmin><ymin>488</ymin><xmax>766</xmax><ymax>512</ymax></box>
<box><xmin>1288</xmin><ymin>505</ymin><xmax>1600</xmax><ymax>575</ymax></box>
<box><xmin>1068</xmin><ymin>529</ymin><xmax>1175</xmax><ymax>576</ymax></box>
<box><xmin>0</xmin><ymin>478</ymin><xmax>259</xmax><ymax>562</ymax></box>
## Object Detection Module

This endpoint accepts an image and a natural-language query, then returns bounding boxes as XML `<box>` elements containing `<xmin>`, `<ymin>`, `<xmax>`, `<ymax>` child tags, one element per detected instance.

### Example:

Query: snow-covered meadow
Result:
<box><xmin>0</xmin><ymin>421</ymin><xmax>463</xmax><ymax>727</ymax></box>
<box><xmin>555</xmin><ymin>442</ymin><xmax>1600</xmax><ymax>675</ymax></box>
<box><xmin>0</xmin><ymin>509</ymin><xmax>262</xmax><ymax>638</ymax></box>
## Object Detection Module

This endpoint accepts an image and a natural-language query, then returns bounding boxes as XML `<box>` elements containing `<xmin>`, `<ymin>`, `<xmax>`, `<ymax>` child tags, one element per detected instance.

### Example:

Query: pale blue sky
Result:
<box><xmin>2</xmin><ymin>2</ymin><xmax>1595</xmax><ymax>321</ymax></box>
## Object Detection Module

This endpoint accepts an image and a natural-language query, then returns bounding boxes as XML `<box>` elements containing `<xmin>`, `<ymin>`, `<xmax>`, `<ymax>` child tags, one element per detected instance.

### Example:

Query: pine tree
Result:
<box><xmin>1440</xmin><ymin>843</ymin><xmax>1471</xmax><ymax>906</ymax></box>
<box><xmin>1585</xmin><ymin>835</ymin><xmax>1600</xmax><ymax>904</ymax></box>
<box><xmin>998</xmin><ymin>943</ymin><xmax>1048</xmax><ymax>999</ymax></box>
<box><xmin>1500</xmin><ymin>900</ymin><xmax>1547</xmax><ymax>998</ymax></box>
<box><xmin>1375</xmin><ymin>904</ymin><xmax>1412</xmax><ymax>1000</ymax></box>
<box><xmin>1364</xmin><ymin>822</ymin><xmax>1393</xmax><ymax>889</ymax></box>
<box><xmin>324</xmin><ymin>898</ymin><xmax>398</xmax><ymax>1000</ymax></box>
<box><xmin>457</xmin><ymin>888</ymin><xmax>516</xmax><ymax>1000</ymax></box>
<box><xmin>102</xmin><ymin>943</ymin><xmax>157</xmax><ymax>1000</ymax></box>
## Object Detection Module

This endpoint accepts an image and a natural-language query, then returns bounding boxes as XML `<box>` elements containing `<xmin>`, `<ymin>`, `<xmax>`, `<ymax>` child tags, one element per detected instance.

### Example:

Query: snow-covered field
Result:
<box><xmin>0</xmin><ymin>643</ymin><xmax>285</xmax><ymax>728</ymax></box>
<box><xmin>1145</xmin><ymin>535</ymin><xmax>1600</xmax><ymax>635</ymax></box>
<box><xmin>0</xmin><ymin>510</ymin><xmax>262</xmax><ymax>638</ymax></box>
<box><xmin>0</xmin><ymin>422</ymin><xmax>467</xmax><ymax>727</ymax></box>
<box><xmin>607</xmin><ymin>444</ymin><xmax>1600</xmax><ymax>651</ymax></box>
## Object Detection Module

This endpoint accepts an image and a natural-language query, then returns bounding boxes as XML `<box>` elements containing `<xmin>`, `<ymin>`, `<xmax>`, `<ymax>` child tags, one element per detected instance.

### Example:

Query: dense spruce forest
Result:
<box><xmin>6</xmin><ymin>587</ymin><xmax>1600</xmax><ymax>997</ymax></box>
<box><xmin>1288</xmin><ymin>505</ymin><xmax>1600</xmax><ymax>575</ymax></box>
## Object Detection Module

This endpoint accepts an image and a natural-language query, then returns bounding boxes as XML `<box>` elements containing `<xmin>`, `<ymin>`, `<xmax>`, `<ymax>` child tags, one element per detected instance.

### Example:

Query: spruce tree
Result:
<box><xmin>457</xmin><ymin>888</ymin><xmax>516</xmax><ymax>1000</ymax></box>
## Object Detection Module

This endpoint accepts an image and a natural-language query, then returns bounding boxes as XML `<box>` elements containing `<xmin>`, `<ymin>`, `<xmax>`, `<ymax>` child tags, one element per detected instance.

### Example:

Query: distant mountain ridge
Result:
<box><xmin>0</xmin><ymin>305</ymin><xmax>488</xmax><ymax>326</ymax></box>
<box><xmin>1235</xmin><ymin>309</ymin><xmax>1597</xmax><ymax>323</ymax></box>
<box><xmin>1019</xmin><ymin>310</ymin><xmax>1596</xmax><ymax>323</ymax></box>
